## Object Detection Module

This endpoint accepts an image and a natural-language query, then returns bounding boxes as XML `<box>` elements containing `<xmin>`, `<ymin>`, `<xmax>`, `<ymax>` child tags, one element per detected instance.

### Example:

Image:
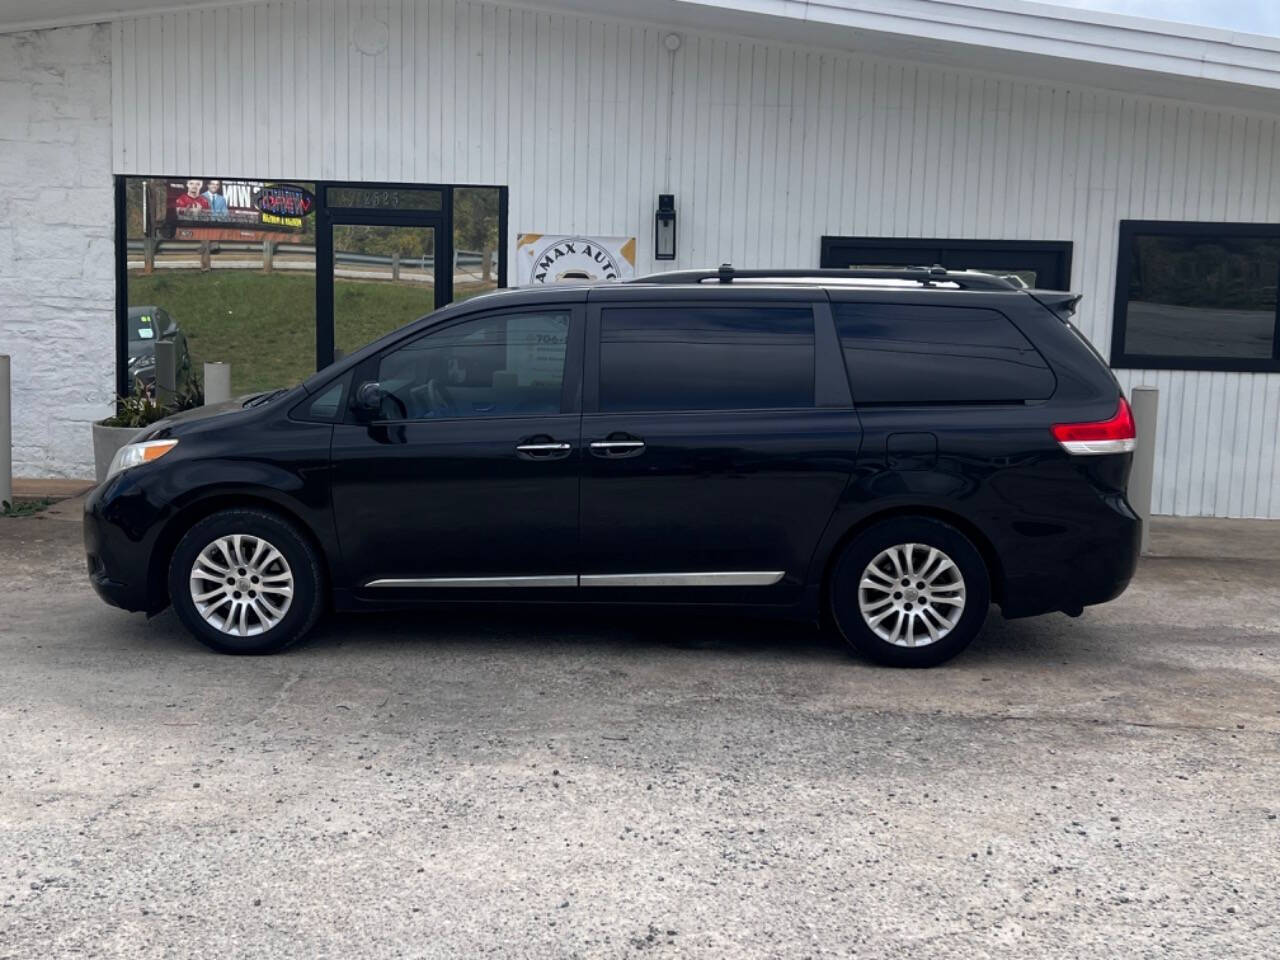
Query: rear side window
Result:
<box><xmin>833</xmin><ymin>303</ymin><xmax>1055</xmax><ymax>403</ymax></box>
<box><xmin>599</xmin><ymin>306</ymin><xmax>814</xmax><ymax>412</ymax></box>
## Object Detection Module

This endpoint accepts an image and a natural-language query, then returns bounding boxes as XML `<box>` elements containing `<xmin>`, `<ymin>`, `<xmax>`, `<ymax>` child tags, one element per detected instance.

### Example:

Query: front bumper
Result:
<box><xmin>83</xmin><ymin>480</ymin><xmax>160</xmax><ymax>613</ymax></box>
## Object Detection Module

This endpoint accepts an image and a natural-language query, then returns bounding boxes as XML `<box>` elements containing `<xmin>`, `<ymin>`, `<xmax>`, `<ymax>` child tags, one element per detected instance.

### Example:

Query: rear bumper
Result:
<box><xmin>998</xmin><ymin>491</ymin><xmax>1141</xmax><ymax>620</ymax></box>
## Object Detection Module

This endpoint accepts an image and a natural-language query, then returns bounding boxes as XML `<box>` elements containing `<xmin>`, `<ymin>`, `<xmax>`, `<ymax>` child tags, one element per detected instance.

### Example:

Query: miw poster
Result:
<box><xmin>163</xmin><ymin>179</ymin><xmax>315</xmax><ymax>241</ymax></box>
<box><xmin>516</xmin><ymin>234</ymin><xmax>636</xmax><ymax>285</ymax></box>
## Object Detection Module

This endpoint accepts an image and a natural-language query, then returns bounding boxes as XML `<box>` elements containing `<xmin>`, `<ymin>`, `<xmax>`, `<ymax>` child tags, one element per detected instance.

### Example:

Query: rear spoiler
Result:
<box><xmin>1028</xmin><ymin>290</ymin><xmax>1083</xmax><ymax>321</ymax></box>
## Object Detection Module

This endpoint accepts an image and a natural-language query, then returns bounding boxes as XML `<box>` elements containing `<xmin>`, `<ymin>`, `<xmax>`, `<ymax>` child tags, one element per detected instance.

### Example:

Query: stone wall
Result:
<box><xmin>0</xmin><ymin>23</ymin><xmax>113</xmax><ymax>479</ymax></box>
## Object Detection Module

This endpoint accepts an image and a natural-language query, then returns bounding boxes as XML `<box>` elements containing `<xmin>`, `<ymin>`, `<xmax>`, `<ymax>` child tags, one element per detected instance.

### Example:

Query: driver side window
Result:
<box><xmin>375</xmin><ymin>310</ymin><xmax>570</xmax><ymax>420</ymax></box>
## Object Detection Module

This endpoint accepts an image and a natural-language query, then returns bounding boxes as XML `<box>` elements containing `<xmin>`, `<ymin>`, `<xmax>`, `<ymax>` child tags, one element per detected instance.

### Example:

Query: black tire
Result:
<box><xmin>168</xmin><ymin>508</ymin><xmax>325</xmax><ymax>655</ymax></box>
<box><xmin>828</xmin><ymin>517</ymin><xmax>991</xmax><ymax>667</ymax></box>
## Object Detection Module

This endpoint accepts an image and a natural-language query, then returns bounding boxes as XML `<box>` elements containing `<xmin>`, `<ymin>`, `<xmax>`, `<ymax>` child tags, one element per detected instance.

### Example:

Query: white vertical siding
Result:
<box><xmin>111</xmin><ymin>0</ymin><xmax>1280</xmax><ymax>517</ymax></box>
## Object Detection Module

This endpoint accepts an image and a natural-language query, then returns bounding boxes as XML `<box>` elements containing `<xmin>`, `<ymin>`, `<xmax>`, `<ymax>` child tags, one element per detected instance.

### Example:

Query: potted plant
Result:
<box><xmin>92</xmin><ymin>379</ymin><xmax>204</xmax><ymax>483</ymax></box>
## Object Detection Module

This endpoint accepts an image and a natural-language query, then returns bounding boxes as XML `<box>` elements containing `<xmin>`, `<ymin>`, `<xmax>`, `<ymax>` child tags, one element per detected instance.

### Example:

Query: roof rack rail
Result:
<box><xmin>628</xmin><ymin>263</ymin><xmax>1018</xmax><ymax>290</ymax></box>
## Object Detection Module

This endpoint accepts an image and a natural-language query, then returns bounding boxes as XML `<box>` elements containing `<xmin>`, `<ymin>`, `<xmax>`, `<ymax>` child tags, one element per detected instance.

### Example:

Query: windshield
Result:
<box><xmin>129</xmin><ymin>311</ymin><xmax>159</xmax><ymax>342</ymax></box>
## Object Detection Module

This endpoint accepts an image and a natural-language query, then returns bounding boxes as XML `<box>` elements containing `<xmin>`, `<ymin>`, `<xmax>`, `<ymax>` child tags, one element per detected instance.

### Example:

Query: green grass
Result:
<box><xmin>128</xmin><ymin>270</ymin><xmax>489</xmax><ymax>395</ymax></box>
<box><xmin>2</xmin><ymin>498</ymin><xmax>55</xmax><ymax>518</ymax></box>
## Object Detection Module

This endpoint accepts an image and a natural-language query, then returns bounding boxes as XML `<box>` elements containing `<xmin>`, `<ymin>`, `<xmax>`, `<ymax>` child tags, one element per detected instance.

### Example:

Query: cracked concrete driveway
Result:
<box><xmin>1</xmin><ymin>509</ymin><xmax>1278</xmax><ymax>958</ymax></box>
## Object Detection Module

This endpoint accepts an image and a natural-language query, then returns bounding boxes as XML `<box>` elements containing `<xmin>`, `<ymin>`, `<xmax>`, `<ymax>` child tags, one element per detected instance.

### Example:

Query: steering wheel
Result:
<box><xmin>426</xmin><ymin>379</ymin><xmax>458</xmax><ymax>418</ymax></box>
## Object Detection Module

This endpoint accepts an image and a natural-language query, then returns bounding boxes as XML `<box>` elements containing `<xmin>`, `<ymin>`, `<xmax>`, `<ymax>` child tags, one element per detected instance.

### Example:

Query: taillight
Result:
<box><xmin>1051</xmin><ymin>397</ymin><xmax>1137</xmax><ymax>455</ymax></box>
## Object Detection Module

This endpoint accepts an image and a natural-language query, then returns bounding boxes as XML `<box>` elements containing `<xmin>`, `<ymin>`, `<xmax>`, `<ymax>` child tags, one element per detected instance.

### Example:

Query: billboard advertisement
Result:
<box><xmin>162</xmin><ymin>179</ymin><xmax>315</xmax><ymax>240</ymax></box>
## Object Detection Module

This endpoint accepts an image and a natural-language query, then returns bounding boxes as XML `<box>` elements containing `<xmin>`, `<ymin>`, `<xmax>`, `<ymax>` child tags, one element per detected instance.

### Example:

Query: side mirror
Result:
<box><xmin>354</xmin><ymin>380</ymin><xmax>385</xmax><ymax>413</ymax></box>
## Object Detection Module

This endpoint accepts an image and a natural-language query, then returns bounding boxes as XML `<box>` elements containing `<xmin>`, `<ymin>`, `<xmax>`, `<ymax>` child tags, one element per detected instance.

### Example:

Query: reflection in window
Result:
<box><xmin>375</xmin><ymin>311</ymin><xmax>568</xmax><ymax>420</ymax></box>
<box><xmin>1119</xmin><ymin>230</ymin><xmax>1280</xmax><ymax>361</ymax></box>
<box><xmin>332</xmin><ymin>223</ymin><xmax>437</xmax><ymax>357</ymax></box>
<box><xmin>326</xmin><ymin>186</ymin><xmax>443</xmax><ymax>211</ymax></box>
<box><xmin>305</xmin><ymin>377</ymin><xmax>349</xmax><ymax>421</ymax></box>
<box><xmin>833</xmin><ymin>303</ymin><xmax>1054</xmax><ymax>404</ymax></box>
<box><xmin>453</xmin><ymin>187</ymin><xmax>501</xmax><ymax>302</ymax></box>
<box><xmin>123</xmin><ymin>175</ymin><xmax>318</xmax><ymax>395</ymax></box>
<box><xmin>599</xmin><ymin>307</ymin><xmax>814</xmax><ymax>412</ymax></box>
<box><xmin>822</xmin><ymin>238</ymin><xmax>1072</xmax><ymax>290</ymax></box>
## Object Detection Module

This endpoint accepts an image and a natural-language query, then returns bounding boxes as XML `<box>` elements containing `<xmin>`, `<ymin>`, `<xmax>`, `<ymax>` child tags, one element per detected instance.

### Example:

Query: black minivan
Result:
<box><xmin>85</xmin><ymin>267</ymin><xmax>1140</xmax><ymax>666</ymax></box>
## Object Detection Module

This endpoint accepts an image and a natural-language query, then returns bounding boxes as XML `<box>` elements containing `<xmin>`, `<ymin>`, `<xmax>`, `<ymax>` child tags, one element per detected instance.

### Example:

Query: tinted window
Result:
<box><xmin>305</xmin><ymin>377</ymin><xmax>348</xmax><ymax>421</ymax></box>
<box><xmin>1116</xmin><ymin>228</ymin><xmax>1280</xmax><ymax>363</ymax></box>
<box><xmin>376</xmin><ymin>310</ymin><xmax>569</xmax><ymax>420</ymax></box>
<box><xmin>599</xmin><ymin>306</ymin><xmax>814</xmax><ymax>412</ymax></box>
<box><xmin>833</xmin><ymin>303</ymin><xmax>1054</xmax><ymax>403</ymax></box>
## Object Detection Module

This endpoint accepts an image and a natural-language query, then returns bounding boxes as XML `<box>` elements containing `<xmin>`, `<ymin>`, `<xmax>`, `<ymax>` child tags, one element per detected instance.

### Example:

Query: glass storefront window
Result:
<box><xmin>1114</xmin><ymin>225</ymin><xmax>1280</xmax><ymax>367</ymax></box>
<box><xmin>124</xmin><ymin>176</ymin><xmax>318</xmax><ymax>396</ymax></box>
<box><xmin>332</xmin><ymin>224</ymin><xmax>438</xmax><ymax>357</ymax></box>
<box><xmin>120</xmin><ymin>179</ymin><xmax>508</xmax><ymax>395</ymax></box>
<box><xmin>453</xmin><ymin>187</ymin><xmax>501</xmax><ymax>302</ymax></box>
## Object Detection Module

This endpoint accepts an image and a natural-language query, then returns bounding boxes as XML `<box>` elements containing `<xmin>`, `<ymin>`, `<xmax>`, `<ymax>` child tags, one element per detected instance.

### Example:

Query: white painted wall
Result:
<box><xmin>0</xmin><ymin>24</ymin><xmax>115</xmax><ymax>479</ymax></box>
<box><xmin>8</xmin><ymin>0</ymin><xmax>1256</xmax><ymax>516</ymax></box>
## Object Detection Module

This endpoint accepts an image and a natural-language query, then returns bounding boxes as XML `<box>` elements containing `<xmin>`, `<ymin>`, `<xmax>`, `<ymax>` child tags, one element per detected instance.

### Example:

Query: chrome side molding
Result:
<box><xmin>580</xmin><ymin>571</ymin><xmax>785</xmax><ymax>587</ymax></box>
<box><xmin>364</xmin><ymin>571</ymin><xmax>785</xmax><ymax>589</ymax></box>
<box><xmin>365</xmin><ymin>575</ymin><xmax>578</xmax><ymax>588</ymax></box>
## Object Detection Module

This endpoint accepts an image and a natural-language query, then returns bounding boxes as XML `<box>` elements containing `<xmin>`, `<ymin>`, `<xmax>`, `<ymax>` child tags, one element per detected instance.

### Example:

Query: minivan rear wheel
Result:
<box><xmin>829</xmin><ymin>517</ymin><xmax>990</xmax><ymax>667</ymax></box>
<box><xmin>168</xmin><ymin>508</ymin><xmax>324</xmax><ymax>655</ymax></box>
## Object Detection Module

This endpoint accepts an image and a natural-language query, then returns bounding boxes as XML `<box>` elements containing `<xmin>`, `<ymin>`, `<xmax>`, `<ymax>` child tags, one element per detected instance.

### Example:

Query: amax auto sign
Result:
<box><xmin>516</xmin><ymin>234</ymin><xmax>636</xmax><ymax>284</ymax></box>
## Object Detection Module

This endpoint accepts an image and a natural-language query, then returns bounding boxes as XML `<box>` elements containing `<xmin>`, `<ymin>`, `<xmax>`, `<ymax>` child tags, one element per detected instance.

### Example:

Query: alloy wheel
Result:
<box><xmin>188</xmin><ymin>534</ymin><xmax>294</xmax><ymax>637</ymax></box>
<box><xmin>856</xmin><ymin>542</ymin><xmax>967</xmax><ymax>647</ymax></box>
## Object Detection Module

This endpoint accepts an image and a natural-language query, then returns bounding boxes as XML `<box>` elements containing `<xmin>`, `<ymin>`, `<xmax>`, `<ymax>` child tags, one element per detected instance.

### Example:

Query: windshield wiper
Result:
<box><xmin>244</xmin><ymin>388</ymin><xmax>288</xmax><ymax>407</ymax></box>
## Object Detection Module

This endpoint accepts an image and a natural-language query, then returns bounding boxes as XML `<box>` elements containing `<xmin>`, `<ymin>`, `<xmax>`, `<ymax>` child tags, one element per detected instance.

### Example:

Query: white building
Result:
<box><xmin>2</xmin><ymin>0</ymin><xmax>1279</xmax><ymax>517</ymax></box>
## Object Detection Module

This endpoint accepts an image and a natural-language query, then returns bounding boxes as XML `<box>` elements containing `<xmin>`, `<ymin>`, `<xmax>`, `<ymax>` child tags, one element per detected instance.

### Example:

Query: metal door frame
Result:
<box><xmin>316</xmin><ymin>181</ymin><xmax>458</xmax><ymax>369</ymax></box>
<box><xmin>318</xmin><ymin>208</ymin><xmax>447</xmax><ymax>369</ymax></box>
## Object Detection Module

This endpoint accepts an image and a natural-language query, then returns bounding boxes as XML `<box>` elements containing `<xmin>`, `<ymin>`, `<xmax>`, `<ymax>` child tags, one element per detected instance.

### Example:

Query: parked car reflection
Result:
<box><xmin>127</xmin><ymin>305</ymin><xmax>194</xmax><ymax>394</ymax></box>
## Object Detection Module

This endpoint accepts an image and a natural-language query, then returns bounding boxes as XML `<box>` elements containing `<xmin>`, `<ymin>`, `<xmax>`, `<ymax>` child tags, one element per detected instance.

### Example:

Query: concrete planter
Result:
<box><xmin>91</xmin><ymin>422</ymin><xmax>142</xmax><ymax>483</ymax></box>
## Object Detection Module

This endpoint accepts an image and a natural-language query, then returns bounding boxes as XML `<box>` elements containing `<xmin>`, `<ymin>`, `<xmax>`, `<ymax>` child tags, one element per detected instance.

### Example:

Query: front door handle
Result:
<box><xmin>516</xmin><ymin>440</ymin><xmax>572</xmax><ymax>461</ymax></box>
<box><xmin>589</xmin><ymin>438</ymin><xmax>646</xmax><ymax>459</ymax></box>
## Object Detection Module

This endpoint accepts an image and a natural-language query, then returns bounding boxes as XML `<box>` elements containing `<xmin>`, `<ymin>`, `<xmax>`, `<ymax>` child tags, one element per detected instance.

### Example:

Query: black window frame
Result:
<box><xmin>820</xmin><ymin>236</ymin><xmax>1074</xmax><ymax>291</ymax></box>
<box><xmin>1109</xmin><ymin>220</ymin><xmax>1280</xmax><ymax>373</ymax></box>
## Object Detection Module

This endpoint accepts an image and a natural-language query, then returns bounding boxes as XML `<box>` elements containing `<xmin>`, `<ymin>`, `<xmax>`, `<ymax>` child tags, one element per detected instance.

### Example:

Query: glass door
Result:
<box><xmin>317</xmin><ymin>198</ymin><xmax>449</xmax><ymax>367</ymax></box>
<box><xmin>331</xmin><ymin>223</ymin><xmax>439</xmax><ymax>357</ymax></box>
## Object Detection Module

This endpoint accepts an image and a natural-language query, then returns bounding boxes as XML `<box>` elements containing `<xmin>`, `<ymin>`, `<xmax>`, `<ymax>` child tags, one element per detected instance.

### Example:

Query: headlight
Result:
<box><xmin>105</xmin><ymin>439</ymin><xmax>179</xmax><ymax>482</ymax></box>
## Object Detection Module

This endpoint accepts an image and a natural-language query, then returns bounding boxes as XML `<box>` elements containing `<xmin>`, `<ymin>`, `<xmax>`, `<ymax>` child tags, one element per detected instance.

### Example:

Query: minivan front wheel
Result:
<box><xmin>168</xmin><ymin>508</ymin><xmax>324</xmax><ymax>654</ymax></box>
<box><xmin>829</xmin><ymin>517</ymin><xmax>990</xmax><ymax>667</ymax></box>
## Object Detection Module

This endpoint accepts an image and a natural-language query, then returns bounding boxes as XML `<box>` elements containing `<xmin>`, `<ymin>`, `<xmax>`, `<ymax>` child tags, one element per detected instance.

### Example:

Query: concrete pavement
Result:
<box><xmin>1</xmin><ymin>509</ymin><xmax>1278</xmax><ymax>958</ymax></box>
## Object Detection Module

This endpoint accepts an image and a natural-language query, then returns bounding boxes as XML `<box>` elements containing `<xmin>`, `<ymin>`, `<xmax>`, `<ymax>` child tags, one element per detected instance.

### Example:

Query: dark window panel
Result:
<box><xmin>820</xmin><ymin>237</ymin><xmax>1073</xmax><ymax>290</ymax></box>
<box><xmin>1120</xmin><ymin>232</ymin><xmax>1280</xmax><ymax>361</ymax></box>
<box><xmin>833</xmin><ymin>303</ymin><xmax>1055</xmax><ymax>404</ymax></box>
<box><xmin>599</xmin><ymin>307</ymin><xmax>815</xmax><ymax>412</ymax></box>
